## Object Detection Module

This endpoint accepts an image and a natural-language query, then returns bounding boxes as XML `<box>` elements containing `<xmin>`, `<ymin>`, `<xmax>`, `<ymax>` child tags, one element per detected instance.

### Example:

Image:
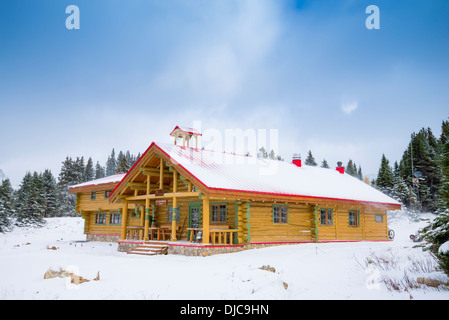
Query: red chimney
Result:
<box><xmin>336</xmin><ymin>161</ymin><xmax>344</xmax><ymax>174</ymax></box>
<box><xmin>292</xmin><ymin>153</ymin><xmax>302</xmax><ymax>167</ymax></box>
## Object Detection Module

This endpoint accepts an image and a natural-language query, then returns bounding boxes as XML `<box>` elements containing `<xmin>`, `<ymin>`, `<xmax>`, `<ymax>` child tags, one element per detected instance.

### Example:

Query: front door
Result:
<box><xmin>188</xmin><ymin>202</ymin><xmax>201</xmax><ymax>241</ymax></box>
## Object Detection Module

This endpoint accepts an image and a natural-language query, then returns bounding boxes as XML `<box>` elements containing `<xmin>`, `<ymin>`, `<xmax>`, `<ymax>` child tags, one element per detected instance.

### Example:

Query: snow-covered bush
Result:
<box><xmin>420</xmin><ymin>209</ymin><xmax>449</xmax><ymax>276</ymax></box>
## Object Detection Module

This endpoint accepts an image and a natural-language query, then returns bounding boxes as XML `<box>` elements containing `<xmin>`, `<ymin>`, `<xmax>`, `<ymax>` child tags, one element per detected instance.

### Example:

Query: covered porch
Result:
<box><xmin>120</xmin><ymin>193</ymin><xmax>247</xmax><ymax>246</ymax></box>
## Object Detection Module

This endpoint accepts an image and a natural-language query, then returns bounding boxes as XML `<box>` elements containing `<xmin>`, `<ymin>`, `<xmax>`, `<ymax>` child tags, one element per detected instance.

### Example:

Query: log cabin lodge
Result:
<box><xmin>69</xmin><ymin>126</ymin><xmax>401</xmax><ymax>256</ymax></box>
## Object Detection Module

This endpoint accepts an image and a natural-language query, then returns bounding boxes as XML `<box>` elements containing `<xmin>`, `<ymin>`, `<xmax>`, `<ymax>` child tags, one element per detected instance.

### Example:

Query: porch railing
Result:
<box><xmin>126</xmin><ymin>226</ymin><xmax>239</xmax><ymax>245</ymax></box>
<box><xmin>187</xmin><ymin>228</ymin><xmax>239</xmax><ymax>245</ymax></box>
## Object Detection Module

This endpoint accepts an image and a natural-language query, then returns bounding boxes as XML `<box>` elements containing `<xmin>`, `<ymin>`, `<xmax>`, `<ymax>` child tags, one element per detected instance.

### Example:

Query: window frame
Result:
<box><xmin>210</xmin><ymin>203</ymin><xmax>227</xmax><ymax>223</ymax></box>
<box><xmin>375</xmin><ymin>214</ymin><xmax>383</xmax><ymax>223</ymax></box>
<box><xmin>90</xmin><ymin>192</ymin><xmax>96</xmax><ymax>201</ymax></box>
<box><xmin>109</xmin><ymin>211</ymin><xmax>122</xmax><ymax>225</ymax></box>
<box><xmin>319</xmin><ymin>208</ymin><xmax>333</xmax><ymax>226</ymax></box>
<box><xmin>104</xmin><ymin>190</ymin><xmax>112</xmax><ymax>199</ymax></box>
<box><xmin>348</xmin><ymin>210</ymin><xmax>360</xmax><ymax>227</ymax></box>
<box><xmin>95</xmin><ymin>212</ymin><xmax>106</xmax><ymax>225</ymax></box>
<box><xmin>272</xmin><ymin>204</ymin><xmax>289</xmax><ymax>224</ymax></box>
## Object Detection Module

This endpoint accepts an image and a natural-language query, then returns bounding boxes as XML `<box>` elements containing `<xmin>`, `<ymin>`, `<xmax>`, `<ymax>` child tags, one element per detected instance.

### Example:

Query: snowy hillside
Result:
<box><xmin>0</xmin><ymin>213</ymin><xmax>448</xmax><ymax>300</ymax></box>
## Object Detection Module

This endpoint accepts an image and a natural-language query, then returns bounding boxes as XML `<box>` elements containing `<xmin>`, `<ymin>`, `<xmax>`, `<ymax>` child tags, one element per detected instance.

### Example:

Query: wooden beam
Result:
<box><xmin>125</xmin><ymin>192</ymin><xmax>201</xmax><ymax>201</ymax></box>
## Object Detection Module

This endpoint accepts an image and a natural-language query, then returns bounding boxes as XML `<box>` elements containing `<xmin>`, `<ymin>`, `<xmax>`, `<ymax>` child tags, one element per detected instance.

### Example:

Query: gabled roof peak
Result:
<box><xmin>170</xmin><ymin>126</ymin><xmax>202</xmax><ymax>148</ymax></box>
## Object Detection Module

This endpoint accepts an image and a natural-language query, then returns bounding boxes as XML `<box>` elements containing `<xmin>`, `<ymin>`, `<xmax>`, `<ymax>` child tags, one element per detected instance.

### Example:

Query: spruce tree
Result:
<box><xmin>376</xmin><ymin>154</ymin><xmax>395</xmax><ymax>196</ymax></box>
<box><xmin>84</xmin><ymin>157</ymin><xmax>94</xmax><ymax>182</ymax></box>
<box><xmin>320</xmin><ymin>159</ymin><xmax>330</xmax><ymax>169</ymax></box>
<box><xmin>345</xmin><ymin>159</ymin><xmax>357</xmax><ymax>177</ymax></box>
<box><xmin>95</xmin><ymin>161</ymin><xmax>105</xmax><ymax>179</ymax></box>
<box><xmin>116</xmin><ymin>151</ymin><xmax>130</xmax><ymax>174</ymax></box>
<box><xmin>305</xmin><ymin>150</ymin><xmax>317</xmax><ymax>166</ymax></box>
<box><xmin>399</xmin><ymin>129</ymin><xmax>442</xmax><ymax>212</ymax></box>
<box><xmin>439</xmin><ymin>132</ymin><xmax>449</xmax><ymax>210</ymax></box>
<box><xmin>57</xmin><ymin>157</ymin><xmax>76</xmax><ymax>216</ymax></box>
<box><xmin>357</xmin><ymin>165</ymin><xmax>363</xmax><ymax>180</ymax></box>
<box><xmin>15</xmin><ymin>172</ymin><xmax>45</xmax><ymax>226</ymax></box>
<box><xmin>42</xmin><ymin>170</ymin><xmax>59</xmax><ymax>217</ymax></box>
<box><xmin>73</xmin><ymin>157</ymin><xmax>86</xmax><ymax>184</ymax></box>
<box><xmin>106</xmin><ymin>149</ymin><xmax>117</xmax><ymax>176</ymax></box>
<box><xmin>0</xmin><ymin>178</ymin><xmax>14</xmax><ymax>232</ymax></box>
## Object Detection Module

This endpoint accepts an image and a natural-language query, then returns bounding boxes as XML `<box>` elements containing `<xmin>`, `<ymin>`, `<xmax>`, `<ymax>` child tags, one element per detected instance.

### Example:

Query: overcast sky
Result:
<box><xmin>1</xmin><ymin>0</ymin><xmax>448</xmax><ymax>187</ymax></box>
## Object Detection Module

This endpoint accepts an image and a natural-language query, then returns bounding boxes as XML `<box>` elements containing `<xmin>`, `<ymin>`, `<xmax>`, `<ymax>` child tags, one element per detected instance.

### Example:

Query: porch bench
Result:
<box><xmin>151</xmin><ymin>224</ymin><xmax>179</xmax><ymax>241</ymax></box>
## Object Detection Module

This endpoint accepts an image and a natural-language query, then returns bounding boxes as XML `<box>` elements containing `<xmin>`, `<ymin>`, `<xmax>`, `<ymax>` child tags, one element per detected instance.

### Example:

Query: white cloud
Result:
<box><xmin>341</xmin><ymin>100</ymin><xmax>358</xmax><ymax>115</ymax></box>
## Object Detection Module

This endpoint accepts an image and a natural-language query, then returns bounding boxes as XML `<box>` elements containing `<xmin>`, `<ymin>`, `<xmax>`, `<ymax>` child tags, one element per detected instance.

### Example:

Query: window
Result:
<box><xmin>109</xmin><ymin>212</ymin><xmax>122</xmax><ymax>225</ymax></box>
<box><xmin>90</xmin><ymin>192</ymin><xmax>96</xmax><ymax>200</ymax></box>
<box><xmin>320</xmin><ymin>209</ymin><xmax>333</xmax><ymax>226</ymax></box>
<box><xmin>168</xmin><ymin>205</ymin><xmax>181</xmax><ymax>222</ymax></box>
<box><xmin>273</xmin><ymin>205</ymin><xmax>288</xmax><ymax>224</ymax></box>
<box><xmin>211</xmin><ymin>204</ymin><xmax>227</xmax><ymax>223</ymax></box>
<box><xmin>375</xmin><ymin>214</ymin><xmax>383</xmax><ymax>223</ymax></box>
<box><xmin>349</xmin><ymin>210</ymin><xmax>360</xmax><ymax>227</ymax></box>
<box><xmin>95</xmin><ymin>213</ymin><xmax>106</xmax><ymax>225</ymax></box>
<box><xmin>104</xmin><ymin>190</ymin><xmax>112</xmax><ymax>199</ymax></box>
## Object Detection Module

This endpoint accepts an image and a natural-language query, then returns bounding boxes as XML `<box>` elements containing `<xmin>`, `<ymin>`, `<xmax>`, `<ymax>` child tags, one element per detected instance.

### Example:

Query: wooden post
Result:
<box><xmin>144</xmin><ymin>174</ymin><xmax>151</xmax><ymax>241</ymax></box>
<box><xmin>171</xmin><ymin>197</ymin><xmax>177</xmax><ymax>241</ymax></box>
<box><xmin>144</xmin><ymin>199</ymin><xmax>150</xmax><ymax>241</ymax></box>
<box><xmin>171</xmin><ymin>170</ymin><xmax>178</xmax><ymax>241</ymax></box>
<box><xmin>202</xmin><ymin>197</ymin><xmax>210</xmax><ymax>244</ymax></box>
<box><xmin>237</xmin><ymin>202</ymin><xmax>244</xmax><ymax>244</ymax></box>
<box><xmin>121</xmin><ymin>199</ymin><xmax>128</xmax><ymax>240</ymax></box>
<box><xmin>159</xmin><ymin>158</ymin><xmax>163</xmax><ymax>189</ymax></box>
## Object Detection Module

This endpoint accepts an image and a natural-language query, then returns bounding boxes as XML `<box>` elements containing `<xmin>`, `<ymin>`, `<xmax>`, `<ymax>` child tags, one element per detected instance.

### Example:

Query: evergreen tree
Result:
<box><xmin>258</xmin><ymin>147</ymin><xmax>268</xmax><ymax>159</ymax></box>
<box><xmin>439</xmin><ymin>126</ymin><xmax>449</xmax><ymax>210</ymax></box>
<box><xmin>357</xmin><ymin>165</ymin><xmax>363</xmax><ymax>180</ymax></box>
<box><xmin>73</xmin><ymin>157</ymin><xmax>86</xmax><ymax>184</ymax></box>
<box><xmin>15</xmin><ymin>172</ymin><xmax>45</xmax><ymax>226</ymax></box>
<box><xmin>84</xmin><ymin>157</ymin><xmax>94</xmax><ymax>182</ymax></box>
<box><xmin>0</xmin><ymin>178</ymin><xmax>14</xmax><ymax>232</ymax></box>
<box><xmin>116</xmin><ymin>151</ymin><xmax>130</xmax><ymax>174</ymax></box>
<box><xmin>106</xmin><ymin>149</ymin><xmax>117</xmax><ymax>176</ymax></box>
<box><xmin>345</xmin><ymin>159</ymin><xmax>357</xmax><ymax>177</ymax></box>
<box><xmin>320</xmin><ymin>159</ymin><xmax>330</xmax><ymax>169</ymax></box>
<box><xmin>42</xmin><ymin>169</ymin><xmax>59</xmax><ymax>217</ymax></box>
<box><xmin>399</xmin><ymin>128</ymin><xmax>443</xmax><ymax>212</ymax></box>
<box><xmin>95</xmin><ymin>161</ymin><xmax>105</xmax><ymax>179</ymax></box>
<box><xmin>376</xmin><ymin>154</ymin><xmax>395</xmax><ymax>196</ymax></box>
<box><xmin>305</xmin><ymin>150</ymin><xmax>317</xmax><ymax>166</ymax></box>
<box><xmin>57</xmin><ymin>157</ymin><xmax>76</xmax><ymax>216</ymax></box>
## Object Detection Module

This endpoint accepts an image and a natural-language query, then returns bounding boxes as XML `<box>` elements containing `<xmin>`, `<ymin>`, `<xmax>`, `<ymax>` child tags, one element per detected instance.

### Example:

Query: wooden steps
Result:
<box><xmin>127</xmin><ymin>241</ymin><xmax>169</xmax><ymax>256</ymax></box>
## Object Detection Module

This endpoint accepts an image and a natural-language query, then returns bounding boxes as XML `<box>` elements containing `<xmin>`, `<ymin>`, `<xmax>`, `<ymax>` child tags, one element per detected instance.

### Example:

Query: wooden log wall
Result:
<box><xmin>248</xmin><ymin>202</ymin><xmax>313</xmax><ymax>243</ymax></box>
<box><xmin>316</xmin><ymin>205</ymin><xmax>389</xmax><ymax>241</ymax></box>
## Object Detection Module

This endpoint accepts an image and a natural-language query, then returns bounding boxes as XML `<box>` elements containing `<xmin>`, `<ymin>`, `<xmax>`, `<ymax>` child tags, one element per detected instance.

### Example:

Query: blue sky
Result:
<box><xmin>1</xmin><ymin>0</ymin><xmax>448</xmax><ymax>186</ymax></box>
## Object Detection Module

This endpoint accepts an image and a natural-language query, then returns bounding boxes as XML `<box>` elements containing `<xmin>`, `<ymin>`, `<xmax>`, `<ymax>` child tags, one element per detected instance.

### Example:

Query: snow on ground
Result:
<box><xmin>0</xmin><ymin>213</ymin><xmax>448</xmax><ymax>300</ymax></box>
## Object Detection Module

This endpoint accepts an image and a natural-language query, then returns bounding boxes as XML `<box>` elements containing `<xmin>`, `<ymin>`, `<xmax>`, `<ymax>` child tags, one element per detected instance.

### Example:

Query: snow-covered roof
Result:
<box><xmin>155</xmin><ymin>142</ymin><xmax>400</xmax><ymax>206</ymax></box>
<box><xmin>69</xmin><ymin>173</ymin><xmax>126</xmax><ymax>189</ymax></box>
<box><xmin>169</xmin><ymin>126</ymin><xmax>202</xmax><ymax>137</ymax></box>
